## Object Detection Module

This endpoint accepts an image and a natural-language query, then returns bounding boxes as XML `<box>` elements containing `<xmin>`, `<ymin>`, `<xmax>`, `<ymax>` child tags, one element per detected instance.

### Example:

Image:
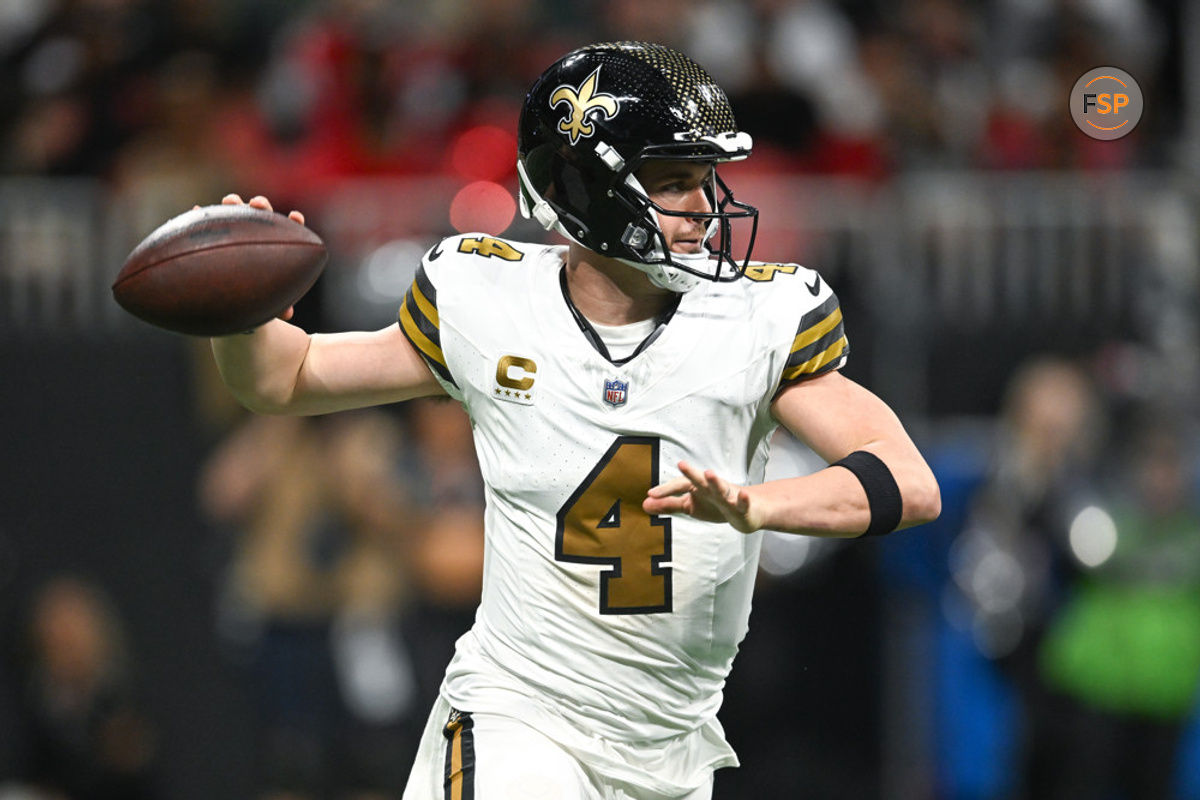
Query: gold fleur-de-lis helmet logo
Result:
<box><xmin>550</xmin><ymin>66</ymin><xmax>620</xmax><ymax>146</ymax></box>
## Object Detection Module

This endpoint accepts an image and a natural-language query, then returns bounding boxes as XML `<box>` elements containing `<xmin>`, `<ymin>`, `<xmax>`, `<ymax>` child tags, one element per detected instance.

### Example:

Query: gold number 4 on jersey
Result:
<box><xmin>458</xmin><ymin>237</ymin><xmax>525</xmax><ymax>261</ymax></box>
<box><xmin>743</xmin><ymin>263</ymin><xmax>798</xmax><ymax>282</ymax></box>
<box><xmin>556</xmin><ymin>437</ymin><xmax>672</xmax><ymax>615</ymax></box>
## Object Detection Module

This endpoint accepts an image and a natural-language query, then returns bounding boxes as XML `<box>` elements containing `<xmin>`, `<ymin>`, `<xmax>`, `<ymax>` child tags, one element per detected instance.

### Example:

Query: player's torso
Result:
<box><xmin>421</xmin><ymin>235</ymin><xmax>798</xmax><ymax>739</ymax></box>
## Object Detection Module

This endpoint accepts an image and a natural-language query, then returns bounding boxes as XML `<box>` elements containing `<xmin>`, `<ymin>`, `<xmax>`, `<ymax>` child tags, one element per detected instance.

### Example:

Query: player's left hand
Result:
<box><xmin>644</xmin><ymin>461</ymin><xmax>764</xmax><ymax>534</ymax></box>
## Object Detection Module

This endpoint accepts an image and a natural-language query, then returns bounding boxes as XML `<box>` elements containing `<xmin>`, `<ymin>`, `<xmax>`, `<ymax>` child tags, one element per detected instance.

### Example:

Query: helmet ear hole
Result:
<box><xmin>621</xmin><ymin>225</ymin><xmax>650</xmax><ymax>250</ymax></box>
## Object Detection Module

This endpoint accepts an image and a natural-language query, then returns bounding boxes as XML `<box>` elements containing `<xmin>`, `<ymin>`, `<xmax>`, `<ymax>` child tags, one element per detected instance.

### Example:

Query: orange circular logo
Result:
<box><xmin>1069</xmin><ymin>67</ymin><xmax>1143</xmax><ymax>140</ymax></box>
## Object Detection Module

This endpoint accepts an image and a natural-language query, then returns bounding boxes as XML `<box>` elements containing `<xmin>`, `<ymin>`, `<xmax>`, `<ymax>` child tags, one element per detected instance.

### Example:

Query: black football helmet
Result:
<box><xmin>517</xmin><ymin>41</ymin><xmax>759</xmax><ymax>292</ymax></box>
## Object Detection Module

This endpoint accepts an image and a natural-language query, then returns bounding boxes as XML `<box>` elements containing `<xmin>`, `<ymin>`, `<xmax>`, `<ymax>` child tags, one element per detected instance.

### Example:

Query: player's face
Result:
<box><xmin>636</xmin><ymin>160</ymin><xmax>714</xmax><ymax>255</ymax></box>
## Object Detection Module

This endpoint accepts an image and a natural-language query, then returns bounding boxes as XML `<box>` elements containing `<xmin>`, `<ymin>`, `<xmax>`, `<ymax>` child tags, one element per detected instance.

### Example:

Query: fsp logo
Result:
<box><xmin>1069</xmin><ymin>67</ymin><xmax>1143</xmax><ymax>141</ymax></box>
<box><xmin>494</xmin><ymin>354</ymin><xmax>537</xmax><ymax>405</ymax></box>
<box><xmin>550</xmin><ymin>66</ymin><xmax>620</xmax><ymax>146</ymax></box>
<box><xmin>1084</xmin><ymin>93</ymin><xmax>1127</xmax><ymax>115</ymax></box>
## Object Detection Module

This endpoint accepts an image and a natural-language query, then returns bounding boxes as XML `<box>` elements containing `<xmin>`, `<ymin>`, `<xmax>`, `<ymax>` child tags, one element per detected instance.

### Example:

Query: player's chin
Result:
<box><xmin>670</xmin><ymin>241</ymin><xmax>702</xmax><ymax>255</ymax></box>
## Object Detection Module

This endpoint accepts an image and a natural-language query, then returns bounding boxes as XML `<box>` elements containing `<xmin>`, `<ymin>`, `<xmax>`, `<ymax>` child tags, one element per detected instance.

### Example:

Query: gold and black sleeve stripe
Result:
<box><xmin>781</xmin><ymin>293</ymin><xmax>849</xmax><ymax>383</ymax></box>
<box><xmin>399</xmin><ymin>265</ymin><xmax>458</xmax><ymax>388</ymax></box>
<box><xmin>442</xmin><ymin>709</ymin><xmax>475</xmax><ymax>800</ymax></box>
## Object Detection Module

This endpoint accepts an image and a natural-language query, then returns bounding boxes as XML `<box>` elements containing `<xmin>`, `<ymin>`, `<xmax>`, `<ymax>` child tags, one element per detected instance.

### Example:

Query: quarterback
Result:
<box><xmin>212</xmin><ymin>42</ymin><xmax>940</xmax><ymax>800</ymax></box>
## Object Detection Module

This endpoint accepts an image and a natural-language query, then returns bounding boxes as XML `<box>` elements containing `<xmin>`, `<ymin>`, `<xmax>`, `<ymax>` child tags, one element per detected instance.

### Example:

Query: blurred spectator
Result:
<box><xmin>395</xmin><ymin>399</ymin><xmax>485</xmax><ymax>729</ymax></box>
<box><xmin>597</xmin><ymin>0</ymin><xmax>692</xmax><ymax>48</ymax></box>
<box><xmin>947</xmin><ymin>358</ymin><xmax>1200</xmax><ymax>798</ymax></box>
<box><xmin>199</xmin><ymin>410</ymin><xmax>417</xmax><ymax>800</ymax></box>
<box><xmin>10</xmin><ymin>576</ymin><xmax>159</xmax><ymax>800</ymax></box>
<box><xmin>943</xmin><ymin>356</ymin><xmax>1104</xmax><ymax>797</ymax></box>
<box><xmin>196</xmin><ymin>395</ymin><xmax>485</xmax><ymax>799</ymax></box>
<box><xmin>683</xmin><ymin>0</ymin><xmax>887</xmax><ymax>176</ymax></box>
<box><xmin>951</xmin><ymin>357</ymin><xmax>1104</xmax><ymax>664</ymax></box>
<box><xmin>1029</xmin><ymin>411</ymin><xmax>1200</xmax><ymax>799</ymax></box>
<box><xmin>219</xmin><ymin>0</ymin><xmax>563</xmax><ymax>204</ymax></box>
<box><xmin>110</xmin><ymin>49</ymin><xmax>236</xmax><ymax>240</ymax></box>
<box><xmin>194</xmin><ymin>398</ymin><xmax>487</xmax><ymax>797</ymax></box>
<box><xmin>2</xmin><ymin>0</ymin><xmax>187</xmax><ymax>174</ymax></box>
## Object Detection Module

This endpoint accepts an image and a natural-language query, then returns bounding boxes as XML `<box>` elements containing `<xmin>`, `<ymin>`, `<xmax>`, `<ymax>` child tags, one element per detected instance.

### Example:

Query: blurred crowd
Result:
<box><xmin>0</xmin><ymin>0</ymin><xmax>1184</xmax><ymax>200</ymax></box>
<box><xmin>1</xmin><ymin>1</ymin><xmax>1198</xmax><ymax>799</ymax></box>
<box><xmin>193</xmin><ymin>399</ymin><xmax>485</xmax><ymax>800</ymax></box>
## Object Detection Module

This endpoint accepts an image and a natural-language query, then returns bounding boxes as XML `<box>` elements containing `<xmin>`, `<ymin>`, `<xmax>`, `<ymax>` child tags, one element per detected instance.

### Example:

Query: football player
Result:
<box><xmin>212</xmin><ymin>42</ymin><xmax>940</xmax><ymax>800</ymax></box>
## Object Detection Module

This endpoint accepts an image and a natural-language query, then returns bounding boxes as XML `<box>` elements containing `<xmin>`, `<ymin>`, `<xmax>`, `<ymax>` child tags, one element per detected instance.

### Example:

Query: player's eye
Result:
<box><xmin>657</xmin><ymin>178</ymin><xmax>700</xmax><ymax>194</ymax></box>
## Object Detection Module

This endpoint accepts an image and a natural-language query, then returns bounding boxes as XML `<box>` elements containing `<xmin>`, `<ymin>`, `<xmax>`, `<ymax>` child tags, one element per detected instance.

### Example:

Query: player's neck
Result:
<box><xmin>565</xmin><ymin>243</ymin><xmax>676</xmax><ymax>325</ymax></box>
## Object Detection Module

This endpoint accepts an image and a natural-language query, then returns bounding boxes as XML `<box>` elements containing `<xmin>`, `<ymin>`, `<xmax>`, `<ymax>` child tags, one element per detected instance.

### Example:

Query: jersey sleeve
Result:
<box><xmin>398</xmin><ymin>242</ymin><xmax>460</xmax><ymax>392</ymax></box>
<box><xmin>779</xmin><ymin>287</ymin><xmax>849</xmax><ymax>385</ymax></box>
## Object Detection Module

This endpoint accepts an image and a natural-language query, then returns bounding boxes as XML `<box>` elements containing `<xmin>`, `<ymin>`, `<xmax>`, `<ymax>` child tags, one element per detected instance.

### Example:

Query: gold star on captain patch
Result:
<box><xmin>525</xmin><ymin>394</ymin><xmax>531</xmax><ymax>400</ymax></box>
<box><xmin>504</xmin><ymin>389</ymin><xmax>512</xmax><ymax>396</ymax></box>
<box><xmin>495</xmin><ymin>388</ymin><xmax>501</xmax><ymax>395</ymax></box>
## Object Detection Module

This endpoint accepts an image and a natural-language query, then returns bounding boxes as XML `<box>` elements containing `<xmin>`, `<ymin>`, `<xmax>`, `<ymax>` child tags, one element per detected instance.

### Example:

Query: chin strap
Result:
<box><xmin>615</xmin><ymin>255</ymin><xmax>704</xmax><ymax>293</ymax></box>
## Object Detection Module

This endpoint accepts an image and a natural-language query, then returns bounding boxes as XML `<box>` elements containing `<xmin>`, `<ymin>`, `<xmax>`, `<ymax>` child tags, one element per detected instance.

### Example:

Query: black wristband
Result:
<box><xmin>832</xmin><ymin>451</ymin><xmax>903</xmax><ymax>537</ymax></box>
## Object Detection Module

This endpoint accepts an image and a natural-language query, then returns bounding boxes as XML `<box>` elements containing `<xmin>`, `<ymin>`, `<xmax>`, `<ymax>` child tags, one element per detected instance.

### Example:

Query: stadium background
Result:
<box><xmin>1</xmin><ymin>0</ymin><xmax>1199</xmax><ymax>798</ymax></box>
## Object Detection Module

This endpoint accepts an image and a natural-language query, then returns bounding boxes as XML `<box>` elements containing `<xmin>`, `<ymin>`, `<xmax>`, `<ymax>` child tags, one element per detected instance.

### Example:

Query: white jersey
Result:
<box><xmin>398</xmin><ymin>234</ymin><xmax>848</xmax><ymax>789</ymax></box>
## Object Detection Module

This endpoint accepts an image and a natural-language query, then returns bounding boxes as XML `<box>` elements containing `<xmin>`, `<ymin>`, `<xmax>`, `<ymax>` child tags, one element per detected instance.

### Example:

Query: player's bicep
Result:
<box><xmin>296</xmin><ymin>323</ymin><xmax>446</xmax><ymax>413</ymax></box>
<box><xmin>770</xmin><ymin>371</ymin><xmax>907</xmax><ymax>462</ymax></box>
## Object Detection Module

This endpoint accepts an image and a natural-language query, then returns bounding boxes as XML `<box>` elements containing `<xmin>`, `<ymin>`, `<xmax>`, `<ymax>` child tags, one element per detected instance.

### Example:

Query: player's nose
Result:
<box><xmin>680</xmin><ymin>186</ymin><xmax>712</xmax><ymax>221</ymax></box>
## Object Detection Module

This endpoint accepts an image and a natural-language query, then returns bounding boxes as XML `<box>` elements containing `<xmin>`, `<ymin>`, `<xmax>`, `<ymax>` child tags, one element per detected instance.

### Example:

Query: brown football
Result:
<box><xmin>112</xmin><ymin>204</ymin><xmax>328</xmax><ymax>336</ymax></box>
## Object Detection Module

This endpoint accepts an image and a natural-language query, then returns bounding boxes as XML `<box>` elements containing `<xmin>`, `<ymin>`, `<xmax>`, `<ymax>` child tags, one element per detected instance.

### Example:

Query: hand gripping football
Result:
<box><xmin>112</xmin><ymin>204</ymin><xmax>327</xmax><ymax>336</ymax></box>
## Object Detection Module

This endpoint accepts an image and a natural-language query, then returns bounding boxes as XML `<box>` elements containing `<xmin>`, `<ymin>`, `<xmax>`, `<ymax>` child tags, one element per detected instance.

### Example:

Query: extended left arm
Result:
<box><xmin>643</xmin><ymin>371</ymin><xmax>941</xmax><ymax>536</ymax></box>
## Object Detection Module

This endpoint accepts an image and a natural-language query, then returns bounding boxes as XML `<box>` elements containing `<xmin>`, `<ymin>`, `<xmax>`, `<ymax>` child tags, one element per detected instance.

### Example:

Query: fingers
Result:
<box><xmin>728</xmin><ymin>486</ymin><xmax>751</xmax><ymax>515</ymax></box>
<box><xmin>677</xmin><ymin>460</ymin><xmax>710</xmax><ymax>491</ymax></box>
<box><xmin>219</xmin><ymin>193</ymin><xmax>305</xmax><ymax>225</ymax></box>
<box><xmin>646</xmin><ymin>462</ymin><xmax>740</xmax><ymax>509</ymax></box>
<box><xmin>278</xmin><ymin>306</ymin><xmax>295</xmax><ymax>321</ymax></box>
<box><xmin>645</xmin><ymin>461</ymin><xmax>757</xmax><ymax>532</ymax></box>
<box><xmin>644</xmin><ymin>462</ymin><xmax>758</xmax><ymax>532</ymax></box>
<box><xmin>646</xmin><ymin>476</ymin><xmax>693</xmax><ymax>498</ymax></box>
<box><xmin>703</xmin><ymin>469</ymin><xmax>740</xmax><ymax>506</ymax></box>
<box><xmin>643</xmin><ymin>489</ymin><xmax>693</xmax><ymax>515</ymax></box>
<box><xmin>222</xmin><ymin>193</ymin><xmax>272</xmax><ymax>211</ymax></box>
<box><xmin>678</xmin><ymin>462</ymin><xmax>738</xmax><ymax>505</ymax></box>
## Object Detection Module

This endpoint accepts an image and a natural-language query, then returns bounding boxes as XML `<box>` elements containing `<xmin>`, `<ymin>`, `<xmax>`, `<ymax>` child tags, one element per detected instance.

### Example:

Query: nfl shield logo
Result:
<box><xmin>603</xmin><ymin>378</ymin><xmax>628</xmax><ymax>407</ymax></box>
